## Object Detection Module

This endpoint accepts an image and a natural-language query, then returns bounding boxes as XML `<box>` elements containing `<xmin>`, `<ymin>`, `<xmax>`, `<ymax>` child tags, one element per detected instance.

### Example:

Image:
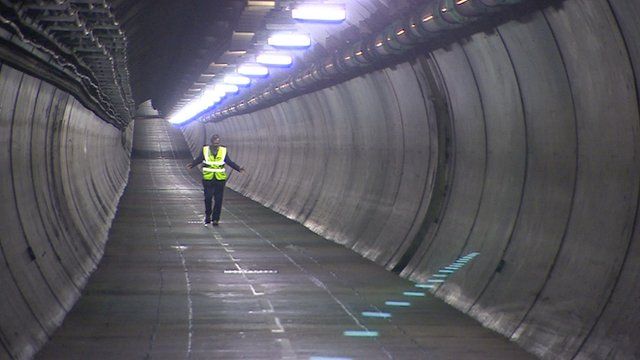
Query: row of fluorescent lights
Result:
<box><xmin>169</xmin><ymin>3</ymin><xmax>346</xmax><ymax>124</ymax></box>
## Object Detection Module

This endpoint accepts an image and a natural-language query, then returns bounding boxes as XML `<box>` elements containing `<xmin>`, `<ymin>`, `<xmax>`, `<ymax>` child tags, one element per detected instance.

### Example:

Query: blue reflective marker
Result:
<box><xmin>433</xmin><ymin>274</ymin><xmax>448</xmax><ymax>278</ymax></box>
<box><xmin>343</xmin><ymin>330</ymin><xmax>379</xmax><ymax>337</ymax></box>
<box><xmin>415</xmin><ymin>284</ymin><xmax>436</xmax><ymax>289</ymax></box>
<box><xmin>403</xmin><ymin>291</ymin><xmax>425</xmax><ymax>297</ymax></box>
<box><xmin>310</xmin><ymin>357</ymin><xmax>353</xmax><ymax>360</ymax></box>
<box><xmin>361</xmin><ymin>311</ymin><xmax>392</xmax><ymax>318</ymax></box>
<box><xmin>439</xmin><ymin>270</ymin><xmax>455</xmax><ymax>273</ymax></box>
<box><xmin>385</xmin><ymin>301</ymin><xmax>411</xmax><ymax>306</ymax></box>
<box><xmin>427</xmin><ymin>279</ymin><xmax>445</xmax><ymax>283</ymax></box>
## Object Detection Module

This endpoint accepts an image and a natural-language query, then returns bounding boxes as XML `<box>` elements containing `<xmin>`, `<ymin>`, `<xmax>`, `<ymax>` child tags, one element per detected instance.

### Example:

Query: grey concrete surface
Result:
<box><xmin>511</xmin><ymin>2</ymin><xmax>639</xmax><ymax>358</ymax></box>
<box><xmin>0</xmin><ymin>64</ymin><xmax>131</xmax><ymax>359</ymax></box>
<box><xmin>36</xmin><ymin>118</ymin><xmax>534</xmax><ymax>359</ymax></box>
<box><xmin>574</xmin><ymin>2</ymin><xmax>640</xmax><ymax>358</ymax></box>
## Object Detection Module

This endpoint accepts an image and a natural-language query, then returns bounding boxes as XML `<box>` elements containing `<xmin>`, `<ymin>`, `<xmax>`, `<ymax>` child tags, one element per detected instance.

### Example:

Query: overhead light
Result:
<box><xmin>292</xmin><ymin>4</ymin><xmax>346</xmax><ymax>22</ymax></box>
<box><xmin>224</xmin><ymin>74</ymin><xmax>251</xmax><ymax>86</ymax></box>
<box><xmin>202</xmin><ymin>88</ymin><xmax>226</xmax><ymax>100</ymax></box>
<box><xmin>215</xmin><ymin>84</ymin><xmax>240</xmax><ymax>94</ymax></box>
<box><xmin>237</xmin><ymin>63</ymin><xmax>269</xmax><ymax>77</ymax></box>
<box><xmin>169</xmin><ymin>98</ymin><xmax>209</xmax><ymax>124</ymax></box>
<box><xmin>248</xmin><ymin>0</ymin><xmax>275</xmax><ymax>7</ymax></box>
<box><xmin>202</xmin><ymin>87</ymin><xmax>225</xmax><ymax>98</ymax></box>
<box><xmin>256</xmin><ymin>53</ymin><xmax>293</xmax><ymax>66</ymax></box>
<box><xmin>168</xmin><ymin>113</ymin><xmax>186</xmax><ymax>124</ymax></box>
<box><xmin>267</xmin><ymin>33</ymin><xmax>311</xmax><ymax>48</ymax></box>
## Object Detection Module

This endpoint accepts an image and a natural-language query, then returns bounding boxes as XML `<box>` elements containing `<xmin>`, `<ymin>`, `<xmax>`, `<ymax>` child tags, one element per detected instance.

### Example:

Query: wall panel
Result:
<box><xmin>0</xmin><ymin>64</ymin><xmax>130</xmax><ymax>359</ymax></box>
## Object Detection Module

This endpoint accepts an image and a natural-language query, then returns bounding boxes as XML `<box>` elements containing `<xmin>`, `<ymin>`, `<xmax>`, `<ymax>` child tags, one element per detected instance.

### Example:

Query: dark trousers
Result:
<box><xmin>203</xmin><ymin>179</ymin><xmax>225</xmax><ymax>222</ymax></box>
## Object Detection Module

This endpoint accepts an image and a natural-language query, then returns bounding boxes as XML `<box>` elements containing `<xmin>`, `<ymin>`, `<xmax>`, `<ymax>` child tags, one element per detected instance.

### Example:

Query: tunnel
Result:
<box><xmin>0</xmin><ymin>0</ymin><xmax>639</xmax><ymax>359</ymax></box>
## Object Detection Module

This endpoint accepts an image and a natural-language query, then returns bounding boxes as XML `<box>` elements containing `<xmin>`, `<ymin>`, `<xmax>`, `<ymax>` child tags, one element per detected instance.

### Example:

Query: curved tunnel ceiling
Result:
<box><xmin>110</xmin><ymin>0</ymin><xmax>245</xmax><ymax>113</ymax></box>
<box><xmin>109</xmin><ymin>0</ymin><xmax>421</xmax><ymax>116</ymax></box>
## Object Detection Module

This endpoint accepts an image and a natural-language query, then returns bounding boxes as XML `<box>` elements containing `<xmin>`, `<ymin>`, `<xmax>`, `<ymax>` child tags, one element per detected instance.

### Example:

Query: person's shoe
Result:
<box><xmin>212</xmin><ymin>220</ymin><xmax>219</xmax><ymax>226</ymax></box>
<box><xmin>204</xmin><ymin>216</ymin><xmax>211</xmax><ymax>227</ymax></box>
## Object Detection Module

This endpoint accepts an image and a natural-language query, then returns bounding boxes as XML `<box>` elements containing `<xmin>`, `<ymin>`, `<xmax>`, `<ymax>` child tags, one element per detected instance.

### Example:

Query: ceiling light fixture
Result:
<box><xmin>256</xmin><ymin>53</ymin><xmax>293</xmax><ymax>66</ymax></box>
<box><xmin>169</xmin><ymin>98</ymin><xmax>210</xmax><ymax>124</ymax></box>
<box><xmin>224</xmin><ymin>74</ymin><xmax>252</xmax><ymax>86</ymax></box>
<box><xmin>247</xmin><ymin>1</ymin><xmax>276</xmax><ymax>7</ymax></box>
<box><xmin>237</xmin><ymin>63</ymin><xmax>269</xmax><ymax>77</ymax></box>
<box><xmin>215</xmin><ymin>84</ymin><xmax>240</xmax><ymax>94</ymax></box>
<box><xmin>267</xmin><ymin>33</ymin><xmax>311</xmax><ymax>48</ymax></box>
<box><xmin>292</xmin><ymin>4</ymin><xmax>346</xmax><ymax>22</ymax></box>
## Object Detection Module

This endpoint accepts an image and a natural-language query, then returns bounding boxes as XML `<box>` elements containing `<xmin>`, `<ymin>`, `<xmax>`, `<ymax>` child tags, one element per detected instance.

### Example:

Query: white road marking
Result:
<box><xmin>249</xmin><ymin>284</ymin><xmax>264</xmax><ymax>296</ymax></box>
<box><xmin>174</xmin><ymin>243</ymin><xmax>193</xmax><ymax>358</ymax></box>
<box><xmin>272</xmin><ymin>317</ymin><xmax>285</xmax><ymax>333</ymax></box>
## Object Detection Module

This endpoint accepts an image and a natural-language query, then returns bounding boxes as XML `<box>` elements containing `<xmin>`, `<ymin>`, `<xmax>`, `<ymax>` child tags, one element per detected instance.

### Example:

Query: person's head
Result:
<box><xmin>210</xmin><ymin>134</ymin><xmax>221</xmax><ymax>147</ymax></box>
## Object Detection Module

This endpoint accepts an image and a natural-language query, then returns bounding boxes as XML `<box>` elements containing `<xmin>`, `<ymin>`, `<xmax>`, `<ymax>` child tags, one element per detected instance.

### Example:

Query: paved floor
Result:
<box><xmin>36</xmin><ymin>120</ymin><xmax>534</xmax><ymax>359</ymax></box>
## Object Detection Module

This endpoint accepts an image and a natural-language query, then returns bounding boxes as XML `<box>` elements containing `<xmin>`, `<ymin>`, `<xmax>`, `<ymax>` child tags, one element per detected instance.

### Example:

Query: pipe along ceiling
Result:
<box><xmin>0</xmin><ymin>0</ymin><xmax>639</xmax><ymax>359</ymax></box>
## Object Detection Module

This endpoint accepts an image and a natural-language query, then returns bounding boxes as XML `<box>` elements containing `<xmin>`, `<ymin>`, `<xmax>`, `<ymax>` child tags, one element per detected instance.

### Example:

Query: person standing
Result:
<box><xmin>187</xmin><ymin>134</ymin><xmax>245</xmax><ymax>226</ymax></box>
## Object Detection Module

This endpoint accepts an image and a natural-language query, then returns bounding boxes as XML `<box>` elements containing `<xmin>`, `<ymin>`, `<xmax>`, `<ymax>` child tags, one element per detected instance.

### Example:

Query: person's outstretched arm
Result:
<box><xmin>186</xmin><ymin>151</ymin><xmax>204</xmax><ymax>169</ymax></box>
<box><xmin>225</xmin><ymin>154</ymin><xmax>245</xmax><ymax>173</ymax></box>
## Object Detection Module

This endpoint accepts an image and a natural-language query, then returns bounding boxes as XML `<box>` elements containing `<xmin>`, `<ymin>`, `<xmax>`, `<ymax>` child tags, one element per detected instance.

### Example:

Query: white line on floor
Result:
<box><xmin>174</xmin><ymin>243</ymin><xmax>193</xmax><ymax>358</ymax></box>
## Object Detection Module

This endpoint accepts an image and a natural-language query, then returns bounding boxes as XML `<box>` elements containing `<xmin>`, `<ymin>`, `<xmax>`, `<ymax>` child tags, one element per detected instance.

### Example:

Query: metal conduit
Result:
<box><xmin>0</xmin><ymin>0</ymin><xmax>134</xmax><ymax>128</ymax></box>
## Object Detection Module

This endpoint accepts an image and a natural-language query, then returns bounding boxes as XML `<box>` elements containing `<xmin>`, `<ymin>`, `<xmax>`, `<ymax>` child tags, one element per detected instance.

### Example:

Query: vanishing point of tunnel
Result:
<box><xmin>0</xmin><ymin>0</ymin><xmax>639</xmax><ymax>359</ymax></box>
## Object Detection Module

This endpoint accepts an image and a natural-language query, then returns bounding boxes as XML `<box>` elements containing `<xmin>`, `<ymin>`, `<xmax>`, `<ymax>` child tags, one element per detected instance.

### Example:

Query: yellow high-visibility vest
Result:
<box><xmin>202</xmin><ymin>146</ymin><xmax>227</xmax><ymax>180</ymax></box>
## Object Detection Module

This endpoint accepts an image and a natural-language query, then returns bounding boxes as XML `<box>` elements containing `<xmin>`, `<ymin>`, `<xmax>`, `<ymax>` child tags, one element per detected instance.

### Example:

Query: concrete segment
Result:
<box><xmin>1</xmin><ymin>65</ymin><xmax>57</xmax><ymax>359</ymax></box>
<box><xmin>574</xmin><ymin>2</ymin><xmax>640</xmax><ymax>359</ymax></box>
<box><xmin>468</xmin><ymin>10</ymin><xmax>577</xmax><ymax>339</ymax></box>
<box><xmin>0</xmin><ymin>63</ymin><xmax>131</xmax><ymax>359</ymax></box>
<box><xmin>400</xmin><ymin>43</ymin><xmax>486</xmax><ymax>281</ymax></box>
<box><xmin>365</xmin><ymin>61</ymin><xmax>435</xmax><ymax>266</ymax></box>
<box><xmin>435</xmin><ymin>28</ymin><xmax>528</xmax><ymax>312</ymax></box>
<box><xmin>512</xmin><ymin>2</ymin><xmax>640</xmax><ymax>358</ymax></box>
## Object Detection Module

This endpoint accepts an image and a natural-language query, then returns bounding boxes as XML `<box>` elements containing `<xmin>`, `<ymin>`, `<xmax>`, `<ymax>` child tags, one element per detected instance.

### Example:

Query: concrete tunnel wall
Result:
<box><xmin>0</xmin><ymin>62</ymin><xmax>132</xmax><ymax>359</ymax></box>
<box><xmin>183</xmin><ymin>1</ymin><xmax>640</xmax><ymax>359</ymax></box>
